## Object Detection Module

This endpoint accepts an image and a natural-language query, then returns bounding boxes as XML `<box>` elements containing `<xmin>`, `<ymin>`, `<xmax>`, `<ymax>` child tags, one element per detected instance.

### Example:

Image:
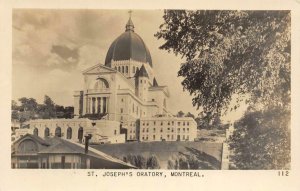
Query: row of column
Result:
<box><xmin>87</xmin><ymin>97</ymin><xmax>108</xmax><ymax>114</ymax></box>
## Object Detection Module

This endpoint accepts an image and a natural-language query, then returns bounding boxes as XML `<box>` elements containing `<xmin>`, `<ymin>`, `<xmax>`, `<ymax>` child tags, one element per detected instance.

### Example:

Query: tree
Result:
<box><xmin>38</xmin><ymin>95</ymin><xmax>57</xmax><ymax>119</ymax></box>
<box><xmin>229</xmin><ymin>106</ymin><xmax>290</xmax><ymax>169</ymax></box>
<box><xmin>195</xmin><ymin>111</ymin><xmax>213</xmax><ymax>129</ymax></box>
<box><xmin>146</xmin><ymin>155</ymin><xmax>160</xmax><ymax>169</ymax></box>
<box><xmin>155</xmin><ymin>10</ymin><xmax>290</xmax><ymax>114</ymax></box>
<box><xmin>11</xmin><ymin>100</ymin><xmax>19</xmax><ymax>110</ymax></box>
<box><xmin>18</xmin><ymin>97</ymin><xmax>38</xmax><ymax>112</ymax></box>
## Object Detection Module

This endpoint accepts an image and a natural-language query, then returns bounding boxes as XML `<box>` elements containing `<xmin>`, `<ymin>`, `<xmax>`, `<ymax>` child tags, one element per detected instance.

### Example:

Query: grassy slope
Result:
<box><xmin>91</xmin><ymin>141</ymin><xmax>223</xmax><ymax>169</ymax></box>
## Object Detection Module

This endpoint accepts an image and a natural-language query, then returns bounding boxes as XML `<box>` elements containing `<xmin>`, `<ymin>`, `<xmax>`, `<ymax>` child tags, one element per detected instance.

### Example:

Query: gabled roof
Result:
<box><xmin>38</xmin><ymin>137</ymin><xmax>85</xmax><ymax>154</ymax></box>
<box><xmin>82</xmin><ymin>63</ymin><xmax>116</xmax><ymax>74</ymax></box>
<box><xmin>14</xmin><ymin>134</ymin><xmax>50</xmax><ymax>146</ymax></box>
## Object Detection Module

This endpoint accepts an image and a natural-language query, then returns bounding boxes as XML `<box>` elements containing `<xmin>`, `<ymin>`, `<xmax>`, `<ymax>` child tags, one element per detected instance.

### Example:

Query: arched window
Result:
<box><xmin>55</xmin><ymin>127</ymin><xmax>61</xmax><ymax>137</ymax></box>
<box><xmin>44</xmin><ymin>128</ymin><xmax>50</xmax><ymax>137</ymax></box>
<box><xmin>125</xmin><ymin>66</ymin><xmax>128</xmax><ymax>73</ymax></box>
<box><xmin>118</xmin><ymin>66</ymin><xmax>121</xmax><ymax>72</ymax></box>
<box><xmin>94</xmin><ymin>78</ymin><xmax>109</xmax><ymax>89</ymax></box>
<box><xmin>33</xmin><ymin>128</ymin><xmax>38</xmax><ymax>136</ymax></box>
<box><xmin>78</xmin><ymin>127</ymin><xmax>83</xmax><ymax>143</ymax></box>
<box><xmin>114</xmin><ymin>66</ymin><xmax>117</xmax><ymax>70</ymax></box>
<box><xmin>122</xmin><ymin>66</ymin><xmax>125</xmax><ymax>73</ymax></box>
<box><xmin>67</xmin><ymin>127</ymin><xmax>72</xmax><ymax>139</ymax></box>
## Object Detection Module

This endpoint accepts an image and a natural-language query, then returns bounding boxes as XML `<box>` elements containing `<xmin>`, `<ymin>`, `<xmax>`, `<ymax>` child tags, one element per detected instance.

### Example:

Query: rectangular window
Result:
<box><xmin>178</xmin><ymin>122</ymin><xmax>181</xmax><ymax>126</ymax></box>
<box><xmin>187</xmin><ymin>122</ymin><xmax>189</xmax><ymax>126</ymax></box>
<box><xmin>153</xmin><ymin>135</ymin><xmax>155</xmax><ymax>140</ymax></box>
<box><xmin>153</xmin><ymin>128</ymin><xmax>156</xmax><ymax>132</ymax></box>
<box><xmin>183</xmin><ymin>122</ymin><xmax>185</xmax><ymax>126</ymax></box>
<box><xmin>120</xmin><ymin>108</ymin><xmax>123</xmax><ymax>113</ymax></box>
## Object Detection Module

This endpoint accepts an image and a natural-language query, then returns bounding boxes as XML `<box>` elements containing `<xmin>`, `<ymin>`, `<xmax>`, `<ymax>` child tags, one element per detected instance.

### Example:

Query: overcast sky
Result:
<box><xmin>12</xmin><ymin>9</ymin><xmax>247</xmax><ymax>122</ymax></box>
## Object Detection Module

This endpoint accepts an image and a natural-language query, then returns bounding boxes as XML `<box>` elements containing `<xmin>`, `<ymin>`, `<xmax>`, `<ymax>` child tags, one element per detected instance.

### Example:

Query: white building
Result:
<box><xmin>25</xmin><ymin>17</ymin><xmax>197</xmax><ymax>143</ymax></box>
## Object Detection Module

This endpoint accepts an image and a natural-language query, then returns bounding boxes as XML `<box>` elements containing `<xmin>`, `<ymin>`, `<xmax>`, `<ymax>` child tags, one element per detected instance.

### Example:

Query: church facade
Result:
<box><xmin>18</xmin><ymin>17</ymin><xmax>197</xmax><ymax>144</ymax></box>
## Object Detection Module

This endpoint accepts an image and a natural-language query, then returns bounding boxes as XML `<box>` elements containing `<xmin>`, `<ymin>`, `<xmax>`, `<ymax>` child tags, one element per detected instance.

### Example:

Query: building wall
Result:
<box><xmin>139</xmin><ymin>117</ymin><xmax>197</xmax><ymax>142</ymax></box>
<box><xmin>28</xmin><ymin>119</ymin><xmax>124</xmax><ymax>143</ymax></box>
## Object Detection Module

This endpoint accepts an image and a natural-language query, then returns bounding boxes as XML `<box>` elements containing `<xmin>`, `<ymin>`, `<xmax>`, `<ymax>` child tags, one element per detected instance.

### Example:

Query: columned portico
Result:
<box><xmin>86</xmin><ymin>96</ymin><xmax>109</xmax><ymax>115</ymax></box>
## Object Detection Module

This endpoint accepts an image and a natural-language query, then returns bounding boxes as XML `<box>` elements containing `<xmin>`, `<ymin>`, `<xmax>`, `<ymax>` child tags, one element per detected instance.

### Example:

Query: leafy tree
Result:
<box><xmin>40</xmin><ymin>95</ymin><xmax>57</xmax><ymax>119</ymax></box>
<box><xmin>18</xmin><ymin>97</ymin><xmax>38</xmax><ymax>112</ymax></box>
<box><xmin>156</xmin><ymin>10</ymin><xmax>290</xmax><ymax>114</ymax></box>
<box><xmin>11</xmin><ymin>100</ymin><xmax>19</xmax><ymax>110</ymax></box>
<box><xmin>195</xmin><ymin>111</ymin><xmax>213</xmax><ymax>129</ymax></box>
<box><xmin>135</xmin><ymin>155</ymin><xmax>147</xmax><ymax>169</ymax></box>
<box><xmin>156</xmin><ymin>10</ymin><xmax>290</xmax><ymax>169</ymax></box>
<box><xmin>146</xmin><ymin>155</ymin><xmax>160</xmax><ymax>169</ymax></box>
<box><xmin>229</xmin><ymin>106</ymin><xmax>290</xmax><ymax>169</ymax></box>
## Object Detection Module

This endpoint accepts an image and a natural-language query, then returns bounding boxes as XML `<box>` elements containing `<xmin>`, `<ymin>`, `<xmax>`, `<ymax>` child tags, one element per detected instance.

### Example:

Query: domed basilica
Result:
<box><xmin>24</xmin><ymin>17</ymin><xmax>197</xmax><ymax>144</ymax></box>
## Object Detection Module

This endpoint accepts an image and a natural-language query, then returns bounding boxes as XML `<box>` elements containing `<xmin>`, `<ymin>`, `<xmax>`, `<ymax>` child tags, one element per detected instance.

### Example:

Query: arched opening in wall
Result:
<box><xmin>78</xmin><ymin>127</ymin><xmax>83</xmax><ymax>143</ymax></box>
<box><xmin>33</xmin><ymin>128</ymin><xmax>38</xmax><ymax>136</ymax></box>
<box><xmin>94</xmin><ymin>78</ymin><xmax>109</xmax><ymax>89</ymax></box>
<box><xmin>114</xmin><ymin>66</ymin><xmax>117</xmax><ymax>70</ymax></box>
<box><xmin>125</xmin><ymin>66</ymin><xmax>128</xmax><ymax>73</ymax></box>
<box><xmin>122</xmin><ymin>66</ymin><xmax>125</xmax><ymax>73</ymax></box>
<box><xmin>44</xmin><ymin>128</ymin><xmax>50</xmax><ymax>137</ymax></box>
<box><xmin>118</xmin><ymin>66</ymin><xmax>121</xmax><ymax>72</ymax></box>
<box><xmin>55</xmin><ymin>127</ymin><xmax>62</xmax><ymax>137</ymax></box>
<box><xmin>67</xmin><ymin>127</ymin><xmax>72</xmax><ymax>139</ymax></box>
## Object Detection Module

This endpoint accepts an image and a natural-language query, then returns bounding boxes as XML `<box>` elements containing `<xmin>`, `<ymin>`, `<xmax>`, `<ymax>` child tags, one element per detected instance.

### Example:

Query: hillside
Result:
<box><xmin>92</xmin><ymin>141</ymin><xmax>223</xmax><ymax>169</ymax></box>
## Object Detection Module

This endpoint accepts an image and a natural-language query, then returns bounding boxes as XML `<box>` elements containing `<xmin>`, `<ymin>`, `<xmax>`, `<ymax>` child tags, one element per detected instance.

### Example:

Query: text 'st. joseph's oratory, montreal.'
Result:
<box><xmin>19</xmin><ymin>16</ymin><xmax>197</xmax><ymax>144</ymax></box>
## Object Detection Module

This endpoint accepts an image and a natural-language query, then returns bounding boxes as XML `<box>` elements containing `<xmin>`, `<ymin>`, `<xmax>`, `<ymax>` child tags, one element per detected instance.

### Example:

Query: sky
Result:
<box><xmin>12</xmin><ymin>9</ymin><xmax>247</xmax><ymax>122</ymax></box>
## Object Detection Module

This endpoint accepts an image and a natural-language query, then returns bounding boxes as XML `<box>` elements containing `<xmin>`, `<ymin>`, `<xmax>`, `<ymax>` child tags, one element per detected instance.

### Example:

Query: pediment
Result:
<box><xmin>82</xmin><ymin>64</ymin><xmax>117</xmax><ymax>75</ymax></box>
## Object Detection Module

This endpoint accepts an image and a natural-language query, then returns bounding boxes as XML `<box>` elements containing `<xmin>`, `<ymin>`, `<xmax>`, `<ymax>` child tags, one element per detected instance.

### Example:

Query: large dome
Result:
<box><xmin>104</xmin><ymin>18</ymin><xmax>152</xmax><ymax>67</ymax></box>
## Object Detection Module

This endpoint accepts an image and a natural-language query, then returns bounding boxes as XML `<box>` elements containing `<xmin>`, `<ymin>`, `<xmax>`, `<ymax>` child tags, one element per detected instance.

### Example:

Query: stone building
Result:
<box><xmin>22</xmin><ymin>16</ymin><xmax>197</xmax><ymax>143</ymax></box>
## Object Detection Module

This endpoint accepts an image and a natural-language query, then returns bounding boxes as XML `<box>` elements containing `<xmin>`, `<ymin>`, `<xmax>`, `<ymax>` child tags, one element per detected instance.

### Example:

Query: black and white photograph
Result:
<box><xmin>2</xmin><ymin>1</ymin><xmax>300</xmax><ymax>190</ymax></box>
<box><xmin>10</xmin><ymin>9</ymin><xmax>291</xmax><ymax>170</ymax></box>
